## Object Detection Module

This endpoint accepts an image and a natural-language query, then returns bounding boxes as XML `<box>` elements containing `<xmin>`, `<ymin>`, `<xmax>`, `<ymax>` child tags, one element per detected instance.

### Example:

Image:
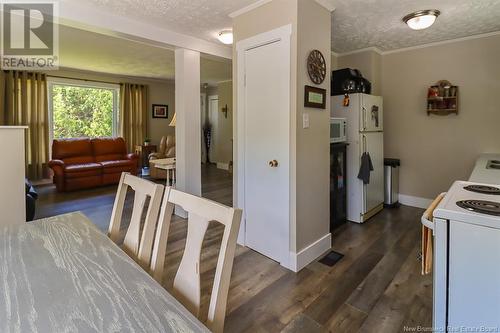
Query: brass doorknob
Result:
<box><xmin>269</xmin><ymin>160</ymin><xmax>279</xmax><ymax>167</ymax></box>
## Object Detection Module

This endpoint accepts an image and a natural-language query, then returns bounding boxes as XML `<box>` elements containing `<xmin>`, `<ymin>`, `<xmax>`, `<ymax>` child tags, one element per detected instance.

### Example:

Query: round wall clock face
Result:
<box><xmin>307</xmin><ymin>49</ymin><xmax>326</xmax><ymax>85</ymax></box>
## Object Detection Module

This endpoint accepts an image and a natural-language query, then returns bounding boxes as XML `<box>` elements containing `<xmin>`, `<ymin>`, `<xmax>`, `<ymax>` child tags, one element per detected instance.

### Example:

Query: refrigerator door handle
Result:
<box><xmin>362</xmin><ymin>107</ymin><xmax>367</xmax><ymax>131</ymax></box>
<box><xmin>361</xmin><ymin>134</ymin><xmax>367</xmax><ymax>214</ymax></box>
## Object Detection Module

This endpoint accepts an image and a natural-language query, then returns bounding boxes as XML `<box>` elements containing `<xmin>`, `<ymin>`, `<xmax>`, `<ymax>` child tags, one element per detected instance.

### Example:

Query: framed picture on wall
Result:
<box><xmin>152</xmin><ymin>104</ymin><xmax>168</xmax><ymax>118</ymax></box>
<box><xmin>304</xmin><ymin>85</ymin><xmax>326</xmax><ymax>109</ymax></box>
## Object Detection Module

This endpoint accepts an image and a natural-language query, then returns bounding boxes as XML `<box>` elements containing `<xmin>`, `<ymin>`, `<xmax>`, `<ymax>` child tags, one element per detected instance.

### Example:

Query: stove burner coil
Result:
<box><xmin>456</xmin><ymin>200</ymin><xmax>500</xmax><ymax>216</ymax></box>
<box><xmin>464</xmin><ymin>185</ymin><xmax>500</xmax><ymax>195</ymax></box>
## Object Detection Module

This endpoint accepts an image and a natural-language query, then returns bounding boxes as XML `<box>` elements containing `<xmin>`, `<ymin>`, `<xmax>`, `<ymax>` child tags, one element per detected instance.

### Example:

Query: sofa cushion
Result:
<box><xmin>64</xmin><ymin>163</ymin><xmax>102</xmax><ymax>173</ymax></box>
<box><xmin>92</xmin><ymin>137</ymin><xmax>127</xmax><ymax>162</ymax></box>
<box><xmin>100</xmin><ymin>160</ymin><xmax>134</xmax><ymax>174</ymax></box>
<box><xmin>95</xmin><ymin>154</ymin><xmax>125</xmax><ymax>162</ymax></box>
<box><xmin>52</xmin><ymin>138</ymin><xmax>93</xmax><ymax>161</ymax></box>
<box><xmin>63</xmin><ymin>156</ymin><xmax>95</xmax><ymax>165</ymax></box>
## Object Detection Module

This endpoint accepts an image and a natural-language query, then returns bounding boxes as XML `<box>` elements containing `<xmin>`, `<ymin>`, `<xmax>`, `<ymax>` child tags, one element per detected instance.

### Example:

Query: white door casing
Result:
<box><xmin>236</xmin><ymin>24</ymin><xmax>292</xmax><ymax>267</ymax></box>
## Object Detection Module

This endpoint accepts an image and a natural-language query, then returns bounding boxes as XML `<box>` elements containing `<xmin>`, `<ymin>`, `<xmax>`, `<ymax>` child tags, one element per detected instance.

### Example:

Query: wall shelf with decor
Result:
<box><xmin>427</xmin><ymin>80</ymin><xmax>459</xmax><ymax>115</ymax></box>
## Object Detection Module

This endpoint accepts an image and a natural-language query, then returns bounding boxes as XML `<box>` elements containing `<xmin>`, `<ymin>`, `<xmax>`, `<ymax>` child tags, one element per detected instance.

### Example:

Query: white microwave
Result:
<box><xmin>330</xmin><ymin>117</ymin><xmax>347</xmax><ymax>143</ymax></box>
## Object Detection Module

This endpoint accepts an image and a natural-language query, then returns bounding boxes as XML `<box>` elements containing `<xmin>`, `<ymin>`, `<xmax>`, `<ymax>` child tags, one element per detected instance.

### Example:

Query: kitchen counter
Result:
<box><xmin>469</xmin><ymin>153</ymin><xmax>500</xmax><ymax>185</ymax></box>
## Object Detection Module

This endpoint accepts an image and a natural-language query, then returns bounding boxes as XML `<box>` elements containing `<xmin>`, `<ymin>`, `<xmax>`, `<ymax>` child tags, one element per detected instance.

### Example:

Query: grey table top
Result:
<box><xmin>0</xmin><ymin>212</ymin><xmax>209</xmax><ymax>333</ymax></box>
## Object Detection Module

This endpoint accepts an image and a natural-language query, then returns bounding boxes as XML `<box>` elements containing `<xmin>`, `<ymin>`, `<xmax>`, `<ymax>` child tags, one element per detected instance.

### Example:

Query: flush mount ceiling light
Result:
<box><xmin>217</xmin><ymin>30</ymin><xmax>233</xmax><ymax>45</ymax></box>
<box><xmin>403</xmin><ymin>9</ymin><xmax>441</xmax><ymax>30</ymax></box>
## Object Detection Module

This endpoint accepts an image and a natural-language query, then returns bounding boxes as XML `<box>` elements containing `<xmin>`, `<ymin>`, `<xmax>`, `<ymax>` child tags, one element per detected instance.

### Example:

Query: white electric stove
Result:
<box><xmin>422</xmin><ymin>181</ymin><xmax>500</xmax><ymax>331</ymax></box>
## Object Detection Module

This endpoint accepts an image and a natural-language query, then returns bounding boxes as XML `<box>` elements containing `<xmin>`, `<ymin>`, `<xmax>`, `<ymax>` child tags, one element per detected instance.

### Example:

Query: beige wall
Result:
<box><xmin>382</xmin><ymin>34</ymin><xmax>500</xmax><ymax>199</ymax></box>
<box><xmin>233</xmin><ymin>0</ymin><xmax>331</xmax><ymax>253</ymax></box>
<box><xmin>336</xmin><ymin>50</ymin><xmax>382</xmax><ymax>95</ymax></box>
<box><xmin>216</xmin><ymin>80</ymin><xmax>233</xmax><ymax>165</ymax></box>
<box><xmin>295</xmin><ymin>0</ymin><xmax>331</xmax><ymax>251</ymax></box>
<box><xmin>331</xmin><ymin>53</ymin><xmax>338</xmax><ymax>70</ymax></box>
<box><xmin>44</xmin><ymin>68</ymin><xmax>175</xmax><ymax>146</ymax></box>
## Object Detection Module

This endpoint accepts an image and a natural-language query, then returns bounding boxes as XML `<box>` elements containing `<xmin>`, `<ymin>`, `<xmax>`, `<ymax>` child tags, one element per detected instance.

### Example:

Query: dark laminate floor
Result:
<box><xmin>34</xmin><ymin>164</ymin><xmax>432</xmax><ymax>333</ymax></box>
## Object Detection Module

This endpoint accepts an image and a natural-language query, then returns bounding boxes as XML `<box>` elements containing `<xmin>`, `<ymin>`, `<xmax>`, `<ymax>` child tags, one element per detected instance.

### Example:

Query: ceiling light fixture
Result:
<box><xmin>217</xmin><ymin>30</ymin><xmax>233</xmax><ymax>45</ymax></box>
<box><xmin>403</xmin><ymin>9</ymin><xmax>440</xmax><ymax>30</ymax></box>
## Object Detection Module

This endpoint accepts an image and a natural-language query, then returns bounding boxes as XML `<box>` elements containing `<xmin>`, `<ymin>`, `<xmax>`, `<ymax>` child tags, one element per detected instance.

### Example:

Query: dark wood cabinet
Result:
<box><xmin>330</xmin><ymin>143</ymin><xmax>347</xmax><ymax>230</ymax></box>
<box><xmin>135</xmin><ymin>145</ymin><xmax>157</xmax><ymax>169</ymax></box>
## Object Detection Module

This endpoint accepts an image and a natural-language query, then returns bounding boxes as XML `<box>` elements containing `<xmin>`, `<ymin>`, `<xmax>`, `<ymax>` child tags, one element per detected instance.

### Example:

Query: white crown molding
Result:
<box><xmin>57</xmin><ymin>1</ymin><xmax>232</xmax><ymax>59</ymax></box>
<box><xmin>315</xmin><ymin>0</ymin><xmax>336</xmax><ymax>12</ymax></box>
<box><xmin>230</xmin><ymin>0</ymin><xmax>335</xmax><ymax>18</ymax></box>
<box><xmin>229</xmin><ymin>0</ymin><xmax>273</xmax><ymax>18</ymax></box>
<box><xmin>333</xmin><ymin>30</ymin><xmax>500</xmax><ymax>57</ymax></box>
<box><xmin>52</xmin><ymin>66</ymin><xmax>176</xmax><ymax>84</ymax></box>
<box><xmin>334</xmin><ymin>46</ymin><xmax>383</xmax><ymax>57</ymax></box>
<box><xmin>381</xmin><ymin>30</ymin><xmax>500</xmax><ymax>55</ymax></box>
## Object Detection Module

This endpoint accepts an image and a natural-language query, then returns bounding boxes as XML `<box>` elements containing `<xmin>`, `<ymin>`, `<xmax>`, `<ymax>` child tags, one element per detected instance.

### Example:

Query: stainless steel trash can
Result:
<box><xmin>384</xmin><ymin>158</ymin><xmax>400</xmax><ymax>208</ymax></box>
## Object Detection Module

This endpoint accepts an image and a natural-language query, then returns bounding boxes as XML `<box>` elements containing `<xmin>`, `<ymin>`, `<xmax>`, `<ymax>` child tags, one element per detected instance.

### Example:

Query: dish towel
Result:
<box><xmin>421</xmin><ymin>193</ymin><xmax>445</xmax><ymax>275</ymax></box>
<box><xmin>421</xmin><ymin>225</ymin><xmax>433</xmax><ymax>275</ymax></box>
<box><xmin>358</xmin><ymin>152</ymin><xmax>374</xmax><ymax>184</ymax></box>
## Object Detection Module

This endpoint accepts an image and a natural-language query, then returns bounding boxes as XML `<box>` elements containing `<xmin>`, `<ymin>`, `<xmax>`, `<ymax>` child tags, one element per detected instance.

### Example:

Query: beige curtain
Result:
<box><xmin>120</xmin><ymin>83</ymin><xmax>148</xmax><ymax>153</ymax></box>
<box><xmin>0</xmin><ymin>71</ymin><xmax>49</xmax><ymax>180</ymax></box>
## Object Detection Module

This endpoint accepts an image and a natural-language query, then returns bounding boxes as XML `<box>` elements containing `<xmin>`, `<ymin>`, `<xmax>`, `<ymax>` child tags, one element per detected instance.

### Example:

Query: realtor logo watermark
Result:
<box><xmin>1</xmin><ymin>1</ymin><xmax>59</xmax><ymax>69</ymax></box>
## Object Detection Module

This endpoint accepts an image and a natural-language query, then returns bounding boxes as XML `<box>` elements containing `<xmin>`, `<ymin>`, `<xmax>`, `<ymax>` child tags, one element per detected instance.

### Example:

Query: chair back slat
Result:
<box><xmin>150</xmin><ymin>187</ymin><xmax>174</xmax><ymax>282</ymax></box>
<box><xmin>151</xmin><ymin>187</ymin><xmax>242</xmax><ymax>333</ymax></box>
<box><xmin>173</xmin><ymin>212</ymin><xmax>209</xmax><ymax>316</ymax></box>
<box><xmin>123</xmin><ymin>190</ymin><xmax>148</xmax><ymax>256</ymax></box>
<box><xmin>108</xmin><ymin>172</ymin><xmax>164</xmax><ymax>268</ymax></box>
<box><xmin>207</xmin><ymin>208</ymin><xmax>242</xmax><ymax>333</ymax></box>
<box><xmin>108</xmin><ymin>173</ymin><xmax>128</xmax><ymax>243</ymax></box>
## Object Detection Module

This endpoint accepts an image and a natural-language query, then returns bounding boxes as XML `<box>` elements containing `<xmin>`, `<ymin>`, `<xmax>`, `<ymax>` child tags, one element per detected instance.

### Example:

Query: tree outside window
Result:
<box><xmin>49</xmin><ymin>80</ymin><xmax>119</xmax><ymax>140</ymax></box>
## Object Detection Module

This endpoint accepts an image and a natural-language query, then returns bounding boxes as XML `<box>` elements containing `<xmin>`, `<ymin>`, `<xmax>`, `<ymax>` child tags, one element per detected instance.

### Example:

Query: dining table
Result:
<box><xmin>0</xmin><ymin>212</ymin><xmax>210</xmax><ymax>333</ymax></box>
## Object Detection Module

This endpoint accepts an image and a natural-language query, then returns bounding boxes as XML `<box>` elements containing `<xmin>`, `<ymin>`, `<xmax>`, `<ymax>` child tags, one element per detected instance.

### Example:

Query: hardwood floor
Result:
<box><xmin>34</xmin><ymin>164</ymin><xmax>432</xmax><ymax>332</ymax></box>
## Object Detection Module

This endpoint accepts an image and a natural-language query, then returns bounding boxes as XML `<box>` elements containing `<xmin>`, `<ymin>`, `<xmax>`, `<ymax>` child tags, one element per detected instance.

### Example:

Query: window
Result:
<box><xmin>48</xmin><ymin>78</ymin><xmax>120</xmax><ymax>140</ymax></box>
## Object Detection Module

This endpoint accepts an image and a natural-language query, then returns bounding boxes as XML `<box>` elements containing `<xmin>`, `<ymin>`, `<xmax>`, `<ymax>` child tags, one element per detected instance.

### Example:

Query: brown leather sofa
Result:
<box><xmin>48</xmin><ymin>137</ymin><xmax>138</xmax><ymax>192</ymax></box>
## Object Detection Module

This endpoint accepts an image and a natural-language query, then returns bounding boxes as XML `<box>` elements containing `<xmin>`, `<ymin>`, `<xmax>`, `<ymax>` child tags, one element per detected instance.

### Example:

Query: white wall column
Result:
<box><xmin>175</xmin><ymin>49</ymin><xmax>201</xmax><ymax>197</ymax></box>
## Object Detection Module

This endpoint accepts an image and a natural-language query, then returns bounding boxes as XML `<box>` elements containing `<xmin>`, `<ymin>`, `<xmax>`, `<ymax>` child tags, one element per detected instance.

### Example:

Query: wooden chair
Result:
<box><xmin>150</xmin><ymin>187</ymin><xmax>242</xmax><ymax>333</ymax></box>
<box><xmin>108</xmin><ymin>172</ymin><xmax>164</xmax><ymax>268</ymax></box>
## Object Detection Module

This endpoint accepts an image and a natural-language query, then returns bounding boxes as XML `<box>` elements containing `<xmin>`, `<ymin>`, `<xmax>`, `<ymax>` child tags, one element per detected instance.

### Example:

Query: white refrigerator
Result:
<box><xmin>332</xmin><ymin>93</ymin><xmax>384</xmax><ymax>223</ymax></box>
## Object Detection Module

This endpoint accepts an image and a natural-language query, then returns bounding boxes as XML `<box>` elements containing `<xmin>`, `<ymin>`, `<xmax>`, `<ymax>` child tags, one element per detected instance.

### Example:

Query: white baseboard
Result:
<box><xmin>399</xmin><ymin>194</ymin><xmax>432</xmax><ymax>209</ymax></box>
<box><xmin>216</xmin><ymin>162</ymin><xmax>230</xmax><ymax>170</ymax></box>
<box><xmin>289</xmin><ymin>233</ymin><xmax>332</xmax><ymax>272</ymax></box>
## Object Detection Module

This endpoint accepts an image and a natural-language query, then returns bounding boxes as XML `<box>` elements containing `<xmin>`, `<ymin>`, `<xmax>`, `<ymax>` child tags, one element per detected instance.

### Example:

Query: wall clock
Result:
<box><xmin>307</xmin><ymin>49</ymin><xmax>326</xmax><ymax>85</ymax></box>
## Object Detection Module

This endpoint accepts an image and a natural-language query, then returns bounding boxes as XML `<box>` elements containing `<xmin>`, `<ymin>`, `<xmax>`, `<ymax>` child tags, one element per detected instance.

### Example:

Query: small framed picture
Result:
<box><xmin>152</xmin><ymin>104</ymin><xmax>169</xmax><ymax>118</ymax></box>
<box><xmin>304</xmin><ymin>85</ymin><xmax>326</xmax><ymax>109</ymax></box>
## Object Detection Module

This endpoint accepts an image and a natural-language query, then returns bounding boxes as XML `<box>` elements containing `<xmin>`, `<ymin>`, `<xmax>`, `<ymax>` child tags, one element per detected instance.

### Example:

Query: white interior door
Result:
<box><xmin>361</xmin><ymin>132</ymin><xmax>384</xmax><ymax>214</ymax></box>
<box><xmin>240</xmin><ymin>33</ymin><xmax>290</xmax><ymax>265</ymax></box>
<box><xmin>361</xmin><ymin>94</ymin><xmax>383</xmax><ymax>132</ymax></box>
<box><xmin>208</xmin><ymin>95</ymin><xmax>219</xmax><ymax>163</ymax></box>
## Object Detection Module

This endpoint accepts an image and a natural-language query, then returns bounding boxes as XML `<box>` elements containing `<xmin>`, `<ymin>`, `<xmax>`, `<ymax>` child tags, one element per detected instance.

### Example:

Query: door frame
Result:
<box><xmin>208</xmin><ymin>95</ymin><xmax>219</xmax><ymax>164</ymax></box>
<box><xmin>235</xmin><ymin>24</ymin><xmax>292</xmax><ymax>267</ymax></box>
<box><xmin>200</xmin><ymin>93</ymin><xmax>207</xmax><ymax>164</ymax></box>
